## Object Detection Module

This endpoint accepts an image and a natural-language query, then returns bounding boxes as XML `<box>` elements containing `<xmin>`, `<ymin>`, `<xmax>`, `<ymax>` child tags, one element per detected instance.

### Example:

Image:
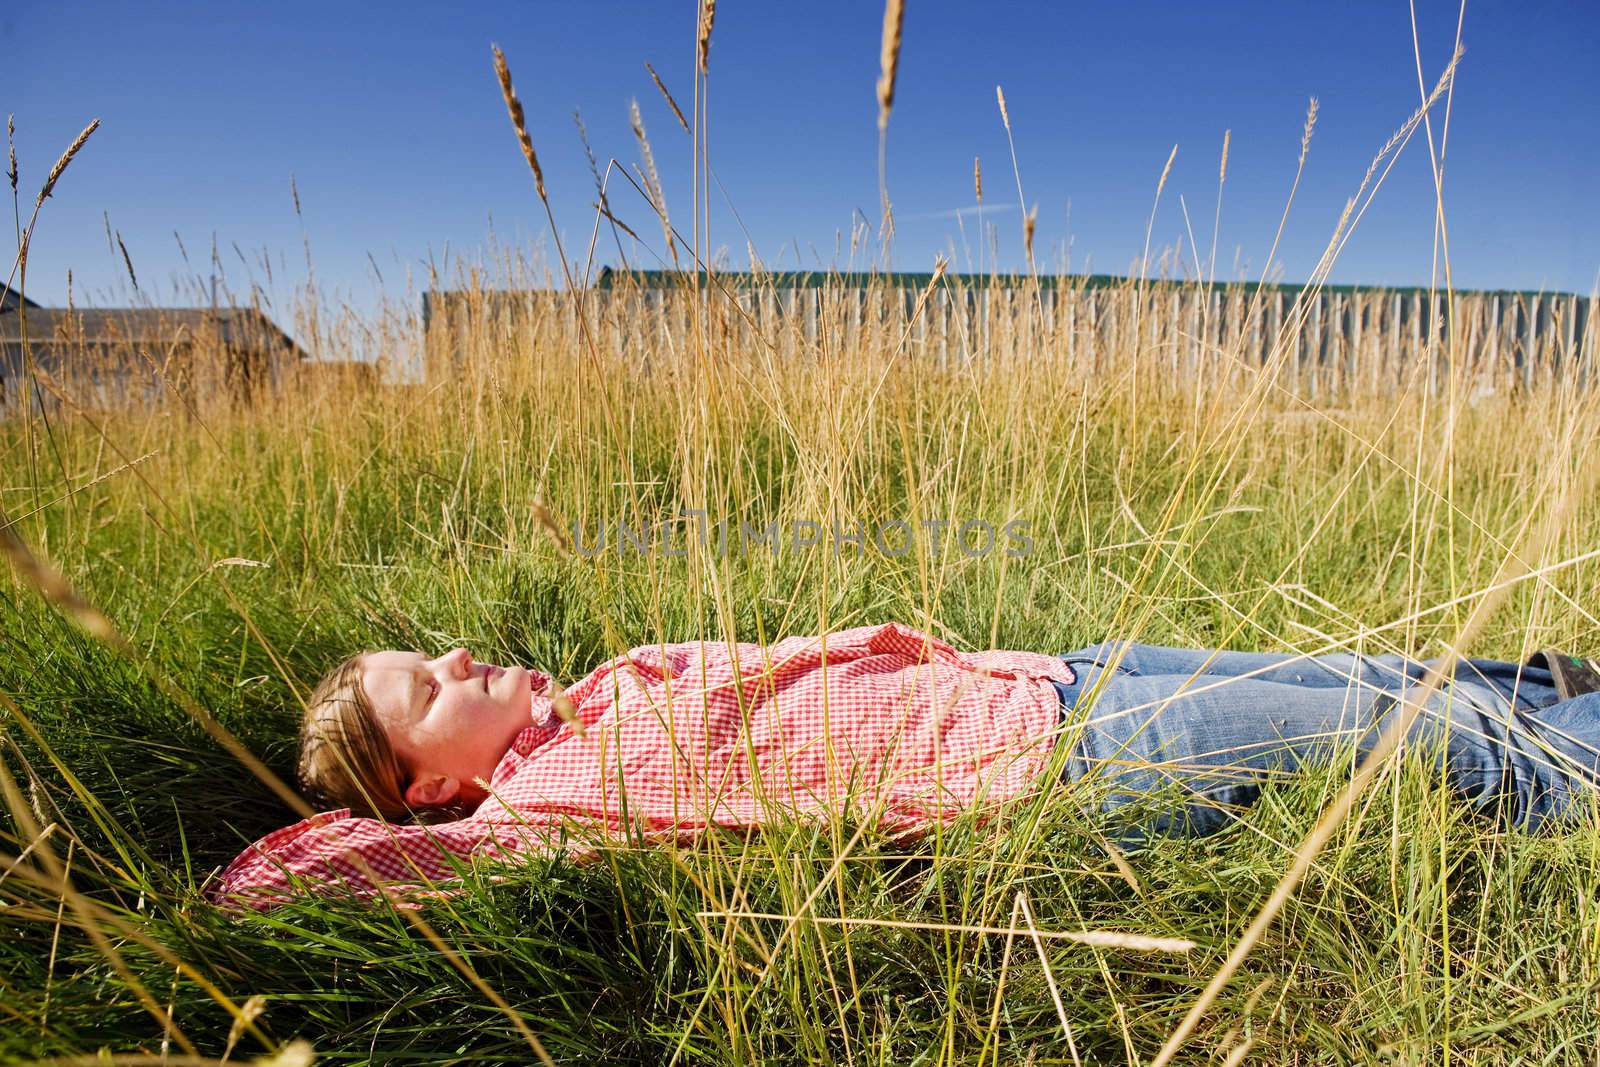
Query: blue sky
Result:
<box><xmin>6</xmin><ymin>1</ymin><xmax>1597</xmax><ymax>346</ymax></box>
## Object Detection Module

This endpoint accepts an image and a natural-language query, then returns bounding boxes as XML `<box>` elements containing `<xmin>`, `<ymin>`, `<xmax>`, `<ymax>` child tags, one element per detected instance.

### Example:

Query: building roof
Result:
<box><xmin>0</xmin><ymin>287</ymin><xmax>40</xmax><ymax>314</ymax></box>
<box><xmin>0</xmin><ymin>306</ymin><xmax>308</xmax><ymax>358</ymax></box>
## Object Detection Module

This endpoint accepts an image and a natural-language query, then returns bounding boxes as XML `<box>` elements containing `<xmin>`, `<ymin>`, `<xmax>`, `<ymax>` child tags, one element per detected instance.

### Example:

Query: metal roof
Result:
<box><xmin>591</xmin><ymin>266</ymin><xmax>1580</xmax><ymax>301</ymax></box>
<box><xmin>0</xmin><ymin>306</ymin><xmax>307</xmax><ymax>357</ymax></box>
<box><xmin>0</xmin><ymin>287</ymin><xmax>40</xmax><ymax>313</ymax></box>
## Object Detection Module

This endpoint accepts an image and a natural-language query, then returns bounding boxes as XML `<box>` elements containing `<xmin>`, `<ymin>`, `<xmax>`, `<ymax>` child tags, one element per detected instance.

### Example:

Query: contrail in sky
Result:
<box><xmin>897</xmin><ymin>203</ymin><xmax>1016</xmax><ymax>222</ymax></box>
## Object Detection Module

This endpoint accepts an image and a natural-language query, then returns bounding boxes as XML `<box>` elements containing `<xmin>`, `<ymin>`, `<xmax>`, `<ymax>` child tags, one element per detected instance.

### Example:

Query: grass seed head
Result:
<box><xmin>629</xmin><ymin>98</ymin><xmax>672</xmax><ymax>244</ymax></box>
<box><xmin>646</xmin><ymin>62</ymin><xmax>691</xmax><ymax>133</ymax></box>
<box><xmin>116</xmin><ymin>230</ymin><xmax>138</xmax><ymax>290</ymax></box>
<box><xmin>1299</xmin><ymin>97</ymin><xmax>1319</xmax><ymax>167</ymax></box>
<box><xmin>36</xmin><ymin>117</ymin><xmax>99</xmax><ymax>209</ymax></box>
<box><xmin>697</xmin><ymin>0</ymin><xmax>717</xmax><ymax>74</ymax></box>
<box><xmin>492</xmin><ymin>45</ymin><xmax>547</xmax><ymax>202</ymax></box>
<box><xmin>1156</xmin><ymin>143</ymin><xmax>1177</xmax><ymax>200</ymax></box>
<box><xmin>876</xmin><ymin>0</ymin><xmax>905</xmax><ymax>132</ymax></box>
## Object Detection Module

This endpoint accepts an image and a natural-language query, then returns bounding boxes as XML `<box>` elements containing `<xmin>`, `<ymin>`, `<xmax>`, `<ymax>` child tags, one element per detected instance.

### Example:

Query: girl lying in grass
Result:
<box><xmin>208</xmin><ymin>621</ymin><xmax>1600</xmax><ymax>912</ymax></box>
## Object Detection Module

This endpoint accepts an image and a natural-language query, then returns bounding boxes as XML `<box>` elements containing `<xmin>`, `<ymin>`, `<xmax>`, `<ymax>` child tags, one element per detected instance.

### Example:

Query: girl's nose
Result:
<box><xmin>432</xmin><ymin>647</ymin><xmax>473</xmax><ymax>678</ymax></box>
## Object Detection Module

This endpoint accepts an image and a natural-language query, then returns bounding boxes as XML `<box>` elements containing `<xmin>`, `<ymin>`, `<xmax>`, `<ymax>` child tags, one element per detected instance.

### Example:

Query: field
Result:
<box><xmin>5</xmin><ymin>33</ymin><xmax>1600</xmax><ymax>1067</ymax></box>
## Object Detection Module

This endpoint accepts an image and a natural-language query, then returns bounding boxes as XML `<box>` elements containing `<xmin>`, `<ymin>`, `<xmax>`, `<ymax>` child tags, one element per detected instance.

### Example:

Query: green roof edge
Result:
<box><xmin>588</xmin><ymin>266</ymin><xmax>1582</xmax><ymax>301</ymax></box>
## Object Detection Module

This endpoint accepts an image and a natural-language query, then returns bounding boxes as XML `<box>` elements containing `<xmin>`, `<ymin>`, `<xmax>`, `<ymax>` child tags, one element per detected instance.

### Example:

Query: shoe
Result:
<box><xmin>1528</xmin><ymin>649</ymin><xmax>1600</xmax><ymax>702</ymax></box>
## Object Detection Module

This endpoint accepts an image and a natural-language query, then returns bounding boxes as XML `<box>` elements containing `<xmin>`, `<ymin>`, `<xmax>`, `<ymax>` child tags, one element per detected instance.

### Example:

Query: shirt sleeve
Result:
<box><xmin>205</xmin><ymin>809</ymin><xmax>555</xmax><ymax>914</ymax></box>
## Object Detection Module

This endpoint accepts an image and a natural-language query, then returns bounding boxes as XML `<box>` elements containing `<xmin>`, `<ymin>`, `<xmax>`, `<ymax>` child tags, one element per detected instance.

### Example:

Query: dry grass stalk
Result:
<box><xmin>645</xmin><ymin>62</ymin><xmax>691</xmax><ymax>133</ymax></box>
<box><xmin>875</xmin><ymin>0</ymin><xmax>906</xmax><ymax>251</ymax></box>
<box><xmin>6</xmin><ymin>114</ymin><xmax>16</xmax><ymax>193</ymax></box>
<box><xmin>1357</xmin><ymin>47</ymin><xmax>1459</xmax><ymax>196</ymax></box>
<box><xmin>981</xmin><ymin>894</ymin><xmax>1026</xmax><ymax>1058</ymax></box>
<box><xmin>697</xmin><ymin>0</ymin><xmax>717</xmax><ymax>74</ymax></box>
<box><xmin>492</xmin><ymin>45</ymin><xmax>547</xmax><ymax>202</ymax></box>
<box><xmin>37</xmin><ymin>834</ymin><xmax>69</xmax><ymax>1031</ymax></box>
<box><xmin>0</xmin><ymin>505</ymin><xmax>120</xmax><ymax>644</ymax></box>
<box><xmin>876</xmin><ymin>0</ymin><xmax>905</xmax><ymax>132</ymax></box>
<box><xmin>550</xmin><ymin>690</ymin><xmax>586</xmax><ymax>738</ymax></box>
<box><xmin>0</xmin><ymin>449</ymin><xmax>160</xmax><ymax>532</ymax></box>
<box><xmin>573</xmin><ymin>109</ymin><xmax>605</xmax><ymax>200</ymax></box>
<box><xmin>1017</xmin><ymin>891</ymin><xmax>1083</xmax><ymax>1066</ymax></box>
<box><xmin>0</xmin><ymin>816</ymin><xmax>56</xmax><ymax>890</ymax></box>
<box><xmin>1139</xmin><ymin>145</ymin><xmax>1179</xmax><ymax>282</ymax></box>
<box><xmin>35</xmin><ymin>118</ymin><xmax>98</xmax><ymax>209</ymax></box>
<box><xmin>573</xmin><ymin>107</ymin><xmax>632</xmax><ymax>269</ymax></box>
<box><xmin>628</xmin><ymin>100</ymin><xmax>665</xmax><ymax>207</ymax></box>
<box><xmin>221</xmin><ymin>995</ymin><xmax>268</xmax><ymax>1064</ymax></box>
<box><xmin>696</xmin><ymin>910</ymin><xmax>1195</xmax><ymax>953</ymax></box>
<box><xmin>1296</xmin><ymin>49</ymin><xmax>1460</xmax><ymax>306</ymax></box>
<box><xmin>530</xmin><ymin>499</ymin><xmax>573</xmax><ymax>556</ymax></box>
<box><xmin>0</xmin><ymin>1047</ymin><xmax>312</xmax><ymax>1067</ymax></box>
<box><xmin>1209</xmin><ymin>129</ymin><xmax>1230</xmax><ymax>283</ymax></box>
<box><xmin>629</xmin><ymin>99</ymin><xmax>675</xmax><ymax>258</ymax></box>
<box><xmin>996</xmin><ymin>80</ymin><xmax>1036</xmax><ymax>296</ymax></box>
<box><xmin>115</xmin><ymin>230</ymin><xmax>137</xmax><ymax>290</ymax></box>
<box><xmin>973</xmin><ymin>156</ymin><xmax>982</xmax><ymax>203</ymax></box>
<box><xmin>1299</xmin><ymin>97</ymin><xmax>1320</xmax><ymax>167</ymax></box>
<box><xmin>1222</xmin><ymin>1039</ymin><xmax>1256</xmax><ymax>1067</ymax></box>
<box><xmin>1155</xmin><ymin>143</ymin><xmax>1178</xmax><ymax>200</ymax></box>
<box><xmin>591</xmin><ymin>200</ymin><xmax>642</xmax><ymax>243</ymax></box>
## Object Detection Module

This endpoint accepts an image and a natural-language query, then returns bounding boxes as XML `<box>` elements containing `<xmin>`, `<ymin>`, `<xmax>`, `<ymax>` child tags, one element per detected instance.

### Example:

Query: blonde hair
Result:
<box><xmin>296</xmin><ymin>652</ymin><xmax>472</xmax><ymax>824</ymax></box>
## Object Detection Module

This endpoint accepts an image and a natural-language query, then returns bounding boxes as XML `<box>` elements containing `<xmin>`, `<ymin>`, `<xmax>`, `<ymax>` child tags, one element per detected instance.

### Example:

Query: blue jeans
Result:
<box><xmin>1050</xmin><ymin>641</ymin><xmax>1600</xmax><ymax>837</ymax></box>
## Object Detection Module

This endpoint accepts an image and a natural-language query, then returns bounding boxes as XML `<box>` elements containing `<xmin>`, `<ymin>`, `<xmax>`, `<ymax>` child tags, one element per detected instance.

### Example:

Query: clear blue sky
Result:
<box><xmin>7</xmin><ymin>1</ymin><xmax>1597</xmax><ymax>348</ymax></box>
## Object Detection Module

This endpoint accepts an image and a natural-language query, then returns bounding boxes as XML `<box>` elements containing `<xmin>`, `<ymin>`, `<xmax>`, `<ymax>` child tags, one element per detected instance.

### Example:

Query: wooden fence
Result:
<box><xmin>424</xmin><ymin>283</ymin><xmax>1597</xmax><ymax>397</ymax></box>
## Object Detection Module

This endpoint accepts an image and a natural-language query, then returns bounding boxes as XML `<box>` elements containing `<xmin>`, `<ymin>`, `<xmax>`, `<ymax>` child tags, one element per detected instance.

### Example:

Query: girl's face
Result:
<box><xmin>360</xmin><ymin>648</ymin><xmax>535</xmax><ymax>810</ymax></box>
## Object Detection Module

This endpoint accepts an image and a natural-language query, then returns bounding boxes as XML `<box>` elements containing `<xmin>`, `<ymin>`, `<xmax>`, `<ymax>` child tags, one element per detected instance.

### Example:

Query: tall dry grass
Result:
<box><xmin>5</xmin><ymin>225</ymin><xmax>1599</xmax><ymax>1061</ymax></box>
<box><xmin>2</xmin><ymin>10</ymin><xmax>1599</xmax><ymax>1065</ymax></box>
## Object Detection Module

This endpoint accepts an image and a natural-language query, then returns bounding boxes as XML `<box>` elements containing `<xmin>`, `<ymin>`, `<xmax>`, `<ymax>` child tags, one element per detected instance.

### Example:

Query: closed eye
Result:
<box><xmin>416</xmin><ymin>672</ymin><xmax>439</xmax><ymax>716</ymax></box>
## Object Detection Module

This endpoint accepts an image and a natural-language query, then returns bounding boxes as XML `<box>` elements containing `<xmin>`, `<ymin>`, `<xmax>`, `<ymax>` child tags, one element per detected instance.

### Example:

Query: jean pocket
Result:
<box><xmin>1058</xmin><ymin>647</ymin><xmax>1139</xmax><ymax>680</ymax></box>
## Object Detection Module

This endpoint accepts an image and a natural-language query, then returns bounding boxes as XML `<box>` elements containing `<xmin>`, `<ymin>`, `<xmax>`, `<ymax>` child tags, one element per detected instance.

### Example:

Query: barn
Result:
<box><xmin>0</xmin><ymin>293</ymin><xmax>310</xmax><ymax>411</ymax></box>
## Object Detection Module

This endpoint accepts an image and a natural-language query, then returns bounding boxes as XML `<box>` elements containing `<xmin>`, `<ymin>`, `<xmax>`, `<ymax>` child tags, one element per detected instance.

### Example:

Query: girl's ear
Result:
<box><xmin>405</xmin><ymin>773</ymin><xmax>460</xmax><ymax>809</ymax></box>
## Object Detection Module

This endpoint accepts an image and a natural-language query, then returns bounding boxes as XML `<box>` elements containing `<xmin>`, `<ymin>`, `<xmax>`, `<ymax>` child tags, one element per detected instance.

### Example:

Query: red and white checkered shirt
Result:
<box><xmin>208</xmin><ymin>622</ymin><xmax>1076</xmax><ymax>912</ymax></box>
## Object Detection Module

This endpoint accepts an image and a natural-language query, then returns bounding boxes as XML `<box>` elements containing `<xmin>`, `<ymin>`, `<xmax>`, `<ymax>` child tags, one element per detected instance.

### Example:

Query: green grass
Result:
<box><xmin>4</xmin><ymin>314</ymin><xmax>1600</xmax><ymax>1066</ymax></box>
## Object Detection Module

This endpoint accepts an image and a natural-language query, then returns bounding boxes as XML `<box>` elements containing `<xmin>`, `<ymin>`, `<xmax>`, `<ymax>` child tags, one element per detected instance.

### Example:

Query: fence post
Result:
<box><xmin>1248</xmin><ymin>291</ymin><xmax>1262</xmax><ymax>372</ymax></box>
<box><xmin>1530</xmin><ymin>295</ymin><xmax>1543</xmax><ymax>391</ymax></box>
<box><xmin>1487</xmin><ymin>294</ymin><xmax>1501</xmax><ymax>392</ymax></box>
<box><xmin>1565</xmin><ymin>294</ymin><xmax>1578</xmax><ymax>379</ymax></box>
<box><xmin>1584</xmin><ymin>293</ymin><xmax>1598</xmax><ymax>390</ymax></box>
